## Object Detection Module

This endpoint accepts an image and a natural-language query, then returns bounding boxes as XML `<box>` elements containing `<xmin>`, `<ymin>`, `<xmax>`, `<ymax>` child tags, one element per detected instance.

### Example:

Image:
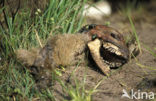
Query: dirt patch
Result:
<box><xmin>52</xmin><ymin>3</ymin><xmax>156</xmax><ymax>101</ymax></box>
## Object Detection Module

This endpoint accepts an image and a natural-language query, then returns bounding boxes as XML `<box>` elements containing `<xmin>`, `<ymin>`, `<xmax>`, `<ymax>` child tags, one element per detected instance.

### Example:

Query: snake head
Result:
<box><xmin>80</xmin><ymin>24</ymin><xmax>129</xmax><ymax>68</ymax></box>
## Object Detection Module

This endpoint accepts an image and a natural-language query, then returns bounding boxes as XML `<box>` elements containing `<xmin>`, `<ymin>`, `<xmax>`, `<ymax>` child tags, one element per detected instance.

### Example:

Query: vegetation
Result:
<box><xmin>0</xmin><ymin>0</ymin><xmax>96</xmax><ymax>100</ymax></box>
<box><xmin>0</xmin><ymin>0</ymin><xmax>155</xmax><ymax>100</ymax></box>
<box><xmin>119</xmin><ymin>0</ymin><xmax>156</xmax><ymax>75</ymax></box>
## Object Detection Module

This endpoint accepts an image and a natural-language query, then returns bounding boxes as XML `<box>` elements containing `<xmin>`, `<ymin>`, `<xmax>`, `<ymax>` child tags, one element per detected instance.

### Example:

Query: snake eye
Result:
<box><xmin>92</xmin><ymin>34</ymin><xmax>97</xmax><ymax>40</ymax></box>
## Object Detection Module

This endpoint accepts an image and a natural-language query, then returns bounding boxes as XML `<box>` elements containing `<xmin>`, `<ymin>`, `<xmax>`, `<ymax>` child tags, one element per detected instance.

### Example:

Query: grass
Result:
<box><xmin>119</xmin><ymin>1</ymin><xmax>156</xmax><ymax>97</ymax></box>
<box><xmin>136</xmin><ymin>44</ymin><xmax>156</xmax><ymax>72</ymax></box>
<box><xmin>119</xmin><ymin>1</ymin><xmax>156</xmax><ymax>73</ymax></box>
<box><xmin>0</xmin><ymin>0</ymin><xmax>100</xmax><ymax>100</ymax></box>
<box><xmin>59</xmin><ymin>78</ymin><xmax>104</xmax><ymax>101</ymax></box>
<box><xmin>118</xmin><ymin>0</ymin><xmax>142</xmax><ymax>54</ymax></box>
<box><xmin>143</xmin><ymin>44</ymin><xmax>156</xmax><ymax>59</ymax></box>
<box><xmin>1</xmin><ymin>0</ymin><xmax>155</xmax><ymax>100</ymax></box>
<box><xmin>57</xmin><ymin>65</ymin><xmax>105</xmax><ymax>101</ymax></box>
<box><xmin>128</xmin><ymin>15</ymin><xmax>142</xmax><ymax>53</ymax></box>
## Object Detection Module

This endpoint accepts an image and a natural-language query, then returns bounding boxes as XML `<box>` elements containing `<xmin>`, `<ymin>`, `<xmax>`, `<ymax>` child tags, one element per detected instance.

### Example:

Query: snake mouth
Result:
<box><xmin>100</xmin><ymin>42</ymin><xmax>128</xmax><ymax>68</ymax></box>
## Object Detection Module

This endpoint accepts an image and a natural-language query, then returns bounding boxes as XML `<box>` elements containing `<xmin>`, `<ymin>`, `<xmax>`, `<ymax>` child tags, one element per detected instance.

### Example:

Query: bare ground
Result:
<box><xmin>52</xmin><ymin>3</ymin><xmax>156</xmax><ymax>101</ymax></box>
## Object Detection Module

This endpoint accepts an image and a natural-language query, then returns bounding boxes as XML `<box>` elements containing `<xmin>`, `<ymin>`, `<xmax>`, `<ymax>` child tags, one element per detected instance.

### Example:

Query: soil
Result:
<box><xmin>52</xmin><ymin>3</ymin><xmax>156</xmax><ymax>101</ymax></box>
